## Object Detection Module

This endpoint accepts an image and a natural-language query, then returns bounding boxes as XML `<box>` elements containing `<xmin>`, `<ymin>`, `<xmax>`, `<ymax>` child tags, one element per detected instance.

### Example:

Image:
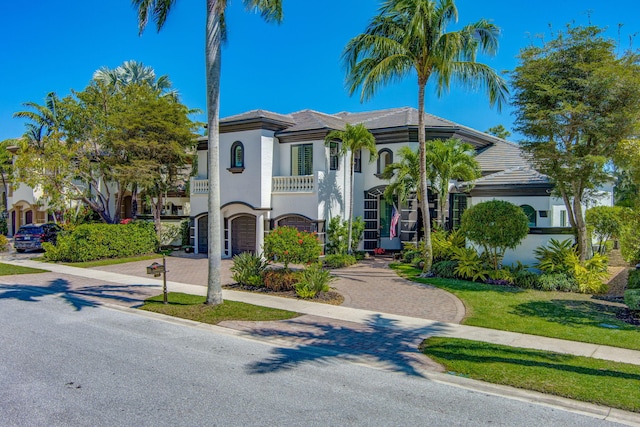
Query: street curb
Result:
<box><xmin>101</xmin><ymin>301</ymin><xmax>640</xmax><ymax>427</ymax></box>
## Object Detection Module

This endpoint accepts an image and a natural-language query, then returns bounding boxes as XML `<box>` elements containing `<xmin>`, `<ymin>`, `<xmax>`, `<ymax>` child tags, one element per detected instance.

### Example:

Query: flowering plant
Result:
<box><xmin>263</xmin><ymin>226</ymin><xmax>322</xmax><ymax>269</ymax></box>
<box><xmin>373</xmin><ymin>247</ymin><xmax>386</xmax><ymax>255</ymax></box>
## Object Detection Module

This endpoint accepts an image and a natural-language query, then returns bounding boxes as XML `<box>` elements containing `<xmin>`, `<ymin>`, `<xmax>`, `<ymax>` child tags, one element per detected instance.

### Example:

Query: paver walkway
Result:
<box><xmin>90</xmin><ymin>254</ymin><xmax>466</xmax><ymax>324</ymax></box>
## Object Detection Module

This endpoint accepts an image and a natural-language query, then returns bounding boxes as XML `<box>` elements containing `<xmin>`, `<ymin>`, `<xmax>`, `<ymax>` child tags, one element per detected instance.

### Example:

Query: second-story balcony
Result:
<box><xmin>191</xmin><ymin>172</ymin><xmax>323</xmax><ymax>196</ymax></box>
<box><xmin>272</xmin><ymin>175</ymin><xmax>315</xmax><ymax>193</ymax></box>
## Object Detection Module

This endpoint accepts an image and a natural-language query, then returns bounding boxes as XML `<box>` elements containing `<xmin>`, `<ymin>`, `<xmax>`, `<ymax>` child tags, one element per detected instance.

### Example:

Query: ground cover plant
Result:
<box><xmin>140</xmin><ymin>292</ymin><xmax>299</xmax><ymax>324</ymax></box>
<box><xmin>421</xmin><ymin>337</ymin><xmax>640</xmax><ymax>413</ymax></box>
<box><xmin>393</xmin><ymin>263</ymin><xmax>640</xmax><ymax>350</ymax></box>
<box><xmin>0</xmin><ymin>263</ymin><xmax>48</xmax><ymax>275</ymax></box>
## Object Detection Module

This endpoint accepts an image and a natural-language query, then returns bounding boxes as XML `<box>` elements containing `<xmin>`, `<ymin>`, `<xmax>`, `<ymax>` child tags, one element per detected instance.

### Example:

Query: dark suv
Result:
<box><xmin>13</xmin><ymin>223</ymin><xmax>62</xmax><ymax>253</ymax></box>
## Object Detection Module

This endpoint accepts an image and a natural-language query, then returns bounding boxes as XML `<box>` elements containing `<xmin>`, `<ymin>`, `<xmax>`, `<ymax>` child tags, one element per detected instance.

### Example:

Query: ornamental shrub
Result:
<box><xmin>628</xmin><ymin>269</ymin><xmax>640</xmax><ymax>290</ymax></box>
<box><xmin>537</xmin><ymin>273</ymin><xmax>579</xmax><ymax>292</ymax></box>
<box><xmin>452</xmin><ymin>247</ymin><xmax>490</xmax><ymax>282</ymax></box>
<box><xmin>620</xmin><ymin>211</ymin><xmax>640</xmax><ymax>264</ymax></box>
<box><xmin>512</xmin><ymin>270</ymin><xmax>539</xmax><ymax>289</ymax></box>
<box><xmin>431</xmin><ymin>260</ymin><xmax>458</xmax><ymax>279</ymax></box>
<box><xmin>180</xmin><ymin>219</ymin><xmax>191</xmax><ymax>246</ymax></box>
<box><xmin>625</xmin><ymin>289</ymin><xmax>640</xmax><ymax>311</ymax></box>
<box><xmin>534</xmin><ymin>238</ymin><xmax>578</xmax><ymax>275</ymax></box>
<box><xmin>262</xmin><ymin>268</ymin><xmax>298</xmax><ymax>291</ymax></box>
<box><xmin>323</xmin><ymin>254</ymin><xmax>357</xmax><ymax>269</ymax></box>
<box><xmin>460</xmin><ymin>200</ymin><xmax>529</xmax><ymax>271</ymax></box>
<box><xmin>230</xmin><ymin>252</ymin><xmax>269</xmax><ymax>286</ymax></box>
<box><xmin>43</xmin><ymin>221</ymin><xmax>158</xmax><ymax>262</ymax></box>
<box><xmin>586</xmin><ymin>206</ymin><xmax>628</xmax><ymax>255</ymax></box>
<box><xmin>326</xmin><ymin>216</ymin><xmax>365</xmax><ymax>254</ymax></box>
<box><xmin>0</xmin><ymin>234</ymin><xmax>8</xmax><ymax>251</ymax></box>
<box><xmin>294</xmin><ymin>263</ymin><xmax>334</xmax><ymax>298</ymax></box>
<box><xmin>263</xmin><ymin>226</ymin><xmax>321</xmax><ymax>269</ymax></box>
<box><xmin>432</xmin><ymin>228</ymin><xmax>465</xmax><ymax>262</ymax></box>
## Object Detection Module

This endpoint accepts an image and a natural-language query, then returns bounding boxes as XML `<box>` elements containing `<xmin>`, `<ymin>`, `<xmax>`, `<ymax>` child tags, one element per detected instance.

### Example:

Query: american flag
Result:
<box><xmin>390</xmin><ymin>204</ymin><xmax>400</xmax><ymax>239</ymax></box>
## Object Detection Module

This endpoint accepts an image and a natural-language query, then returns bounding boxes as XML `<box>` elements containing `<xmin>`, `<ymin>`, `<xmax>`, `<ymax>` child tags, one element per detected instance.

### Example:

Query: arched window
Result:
<box><xmin>520</xmin><ymin>204</ymin><xmax>536</xmax><ymax>227</ymax></box>
<box><xmin>377</xmin><ymin>148</ymin><xmax>393</xmax><ymax>175</ymax></box>
<box><xmin>229</xmin><ymin>141</ymin><xmax>244</xmax><ymax>173</ymax></box>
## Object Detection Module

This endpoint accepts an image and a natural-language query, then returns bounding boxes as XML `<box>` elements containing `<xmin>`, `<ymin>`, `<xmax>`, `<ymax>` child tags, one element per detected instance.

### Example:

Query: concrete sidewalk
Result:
<box><xmin>1</xmin><ymin>256</ymin><xmax>639</xmax><ymax>368</ymax></box>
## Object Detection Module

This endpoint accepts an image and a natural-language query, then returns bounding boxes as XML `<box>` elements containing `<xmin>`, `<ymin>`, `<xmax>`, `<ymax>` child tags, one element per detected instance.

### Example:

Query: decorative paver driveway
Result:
<box><xmin>92</xmin><ymin>254</ymin><xmax>465</xmax><ymax>324</ymax></box>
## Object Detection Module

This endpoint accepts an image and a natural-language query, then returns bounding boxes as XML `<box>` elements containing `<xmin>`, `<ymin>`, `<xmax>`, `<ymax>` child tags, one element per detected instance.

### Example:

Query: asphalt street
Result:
<box><xmin>0</xmin><ymin>290</ymin><xmax>628</xmax><ymax>426</ymax></box>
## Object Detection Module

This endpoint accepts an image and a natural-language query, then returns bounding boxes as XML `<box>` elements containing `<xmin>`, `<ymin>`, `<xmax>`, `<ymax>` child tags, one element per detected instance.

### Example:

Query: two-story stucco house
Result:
<box><xmin>189</xmin><ymin>107</ymin><xmax>613</xmax><ymax>266</ymax></box>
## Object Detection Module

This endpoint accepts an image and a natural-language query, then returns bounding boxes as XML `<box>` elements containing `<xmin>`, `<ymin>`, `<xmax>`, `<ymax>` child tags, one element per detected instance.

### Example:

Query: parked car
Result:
<box><xmin>13</xmin><ymin>223</ymin><xmax>62</xmax><ymax>253</ymax></box>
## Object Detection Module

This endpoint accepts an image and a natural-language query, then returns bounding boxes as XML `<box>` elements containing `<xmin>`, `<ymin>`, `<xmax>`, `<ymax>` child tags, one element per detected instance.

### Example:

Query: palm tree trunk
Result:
<box><xmin>347</xmin><ymin>151</ymin><xmax>354</xmax><ymax>255</ymax></box>
<box><xmin>205</xmin><ymin>0</ymin><xmax>223</xmax><ymax>306</ymax></box>
<box><xmin>417</xmin><ymin>80</ymin><xmax>433</xmax><ymax>274</ymax></box>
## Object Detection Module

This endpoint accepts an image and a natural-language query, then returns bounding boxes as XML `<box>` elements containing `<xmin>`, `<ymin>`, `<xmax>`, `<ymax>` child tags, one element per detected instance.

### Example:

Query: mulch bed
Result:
<box><xmin>223</xmin><ymin>283</ymin><xmax>345</xmax><ymax>305</ymax></box>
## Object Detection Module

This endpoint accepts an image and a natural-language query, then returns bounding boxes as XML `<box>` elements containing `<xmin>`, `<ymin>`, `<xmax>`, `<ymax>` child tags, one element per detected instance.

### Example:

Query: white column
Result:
<box><xmin>256</xmin><ymin>213</ymin><xmax>265</xmax><ymax>254</ymax></box>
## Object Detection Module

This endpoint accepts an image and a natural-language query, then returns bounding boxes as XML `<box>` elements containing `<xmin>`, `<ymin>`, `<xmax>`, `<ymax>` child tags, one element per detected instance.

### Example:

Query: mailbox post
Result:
<box><xmin>147</xmin><ymin>256</ymin><xmax>168</xmax><ymax>304</ymax></box>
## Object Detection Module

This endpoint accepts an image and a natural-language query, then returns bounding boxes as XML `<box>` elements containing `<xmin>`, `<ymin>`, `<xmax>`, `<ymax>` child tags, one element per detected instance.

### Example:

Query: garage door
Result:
<box><xmin>231</xmin><ymin>215</ymin><xmax>256</xmax><ymax>256</ymax></box>
<box><xmin>278</xmin><ymin>216</ymin><xmax>313</xmax><ymax>232</ymax></box>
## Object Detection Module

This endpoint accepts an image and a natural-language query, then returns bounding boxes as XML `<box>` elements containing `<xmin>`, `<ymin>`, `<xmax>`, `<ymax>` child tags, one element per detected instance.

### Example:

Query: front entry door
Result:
<box><xmin>197</xmin><ymin>215</ymin><xmax>208</xmax><ymax>254</ymax></box>
<box><xmin>231</xmin><ymin>215</ymin><xmax>256</xmax><ymax>256</ymax></box>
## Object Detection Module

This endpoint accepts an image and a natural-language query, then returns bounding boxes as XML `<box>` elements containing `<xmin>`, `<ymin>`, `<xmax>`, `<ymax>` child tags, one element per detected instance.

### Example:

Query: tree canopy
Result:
<box><xmin>511</xmin><ymin>24</ymin><xmax>640</xmax><ymax>260</ymax></box>
<box><xmin>13</xmin><ymin>66</ymin><xmax>196</xmax><ymax>224</ymax></box>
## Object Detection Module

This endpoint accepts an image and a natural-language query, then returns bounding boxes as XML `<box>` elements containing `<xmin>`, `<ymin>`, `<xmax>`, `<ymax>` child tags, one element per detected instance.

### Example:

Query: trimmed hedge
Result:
<box><xmin>43</xmin><ymin>222</ymin><xmax>158</xmax><ymax>262</ymax></box>
<box><xmin>624</xmin><ymin>289</ymin><xmax>640</xmax><ymax>311</ymax></box>
<box><xmin>627</xmin><ymin>269</ymin><xmax>640</xmax><ymax>290</ymax></box>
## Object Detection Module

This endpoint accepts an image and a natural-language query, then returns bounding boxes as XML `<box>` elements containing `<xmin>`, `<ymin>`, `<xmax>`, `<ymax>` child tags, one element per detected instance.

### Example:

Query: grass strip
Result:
<box><xmin>393</xmin><ymin>263</ymin><xmax>640</xmax><ymax>351</ymax></box>
<box><xmin>62</xmin><ymin>253</ymin><xmax>160</xmax><ymax>268</ymax></box>
<box><xmin>422</xmin><ymin>337</ymin><xmax>640</xmax><ymax>413</ymax></box>
<box><xmin>0</xmin><ymin>262</ymin><xmax>48</xmax><ymax>275</ymax></box>
<box><xmin>140</xmin><ymin>292</ymin><xmax>299</xmax><ymax>324</ymax></box>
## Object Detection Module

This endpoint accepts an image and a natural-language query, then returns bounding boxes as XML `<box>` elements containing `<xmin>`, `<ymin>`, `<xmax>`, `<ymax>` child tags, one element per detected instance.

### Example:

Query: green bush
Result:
<box><xmin>628</xmin><ymin>269</ymin><xmax>640</xmax><ymax>290</ymax></box>
<box><xmin>432</xmin><ymin>260</ymin><xmax>458</xmax><ymax>279</ymax></box>
<box><xmin>460</xmin><ymin>200</ymin><xmax>529</xmax><ymax>271</ymax></box>
<box><xmin>159</xmin><ymin>223</ymin><xmax>181</xmax><ymax>247</ymax></box>
<box><xmin>401</xmin><ymin>241</ymin><xmax>422</xmax><ymax>264</ymax></box>
<box><xmin>0</xmin><ymin>217</ymin><xmax>7</xmax><ymax>236</ymax></box>
<box><xmin>0</xmin><ymin>234</ymin><xmax>8</xmax><ymax>251</ymax></box>
<box><xmin>323</xmin><ymin>254</ymin><xmax>357</xmax><ymax>269</ymax></box>
<box><xmin>537</xmin><ymin>273</ymin><xmax>579</xmax><ymax>292</ymax></box>
<box><xmin>452</xmin><ymin>247</ymin><xmax>489</xmax><ymax>282</ymax></box>
<box><xmin>624</xmin><ymin>289</ymin><xmax>640</xmax><ymax>311</ymax></box>
<box><xmin>230</xmin><ymin>252</ymin><xmax>269</xmax><ymax>286</ymax></box>
<box><xmin>326</xmin><ymin>216</ymin><xmax>364</xmax><ymax>254</ymax></box>
<box><xmin>620</xmin><ymin>211</ymin><xmax>640</xmax><ymax>264</ymax></box>
<box><xmin>534</xmin><ymin>238</ymin><xmax>577</xmax><ymax>275</ymax></box>
<box><xmin>43</xmin><ymin>221</ymin><xmax>158</xmax><ymax>262</ymax></box>
<box><xmin>432</xmin><ymin>228</ymin><xmax>465</xmax><ymax>262</ymax></box>
<box><xmin>180</xmin><ymin>219</ymin><xmax>191</xmax><ymax>246</ymax></box>
<box><xmin>512</xmin><ymin>270</ymin><xmax>539</xmax><ymax>289</ymax></box>
<box><xmin>262</xmin><ymin>269</ymin><xmax>298</xmax><ymax>291</ymax></box>
<box><xmin>264</xmin><ymin>226</ymin><xmax>322</xmax><ymax>269</ymax></box>
<box><xmin>294</xmin><ymin>264</ymin><xmax>334</xmax><ymax>298</ymax></box>
<box><xmin>586</xmin><ymin>206</ymin><xmax>628</xmax><ymax>255</ymax></box>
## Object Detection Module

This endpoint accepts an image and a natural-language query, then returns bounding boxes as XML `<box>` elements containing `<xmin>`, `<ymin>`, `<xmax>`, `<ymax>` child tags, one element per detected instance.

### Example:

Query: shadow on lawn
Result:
<box><xmin>0</xmin><ymin>279</ymin><xmax>157</xmax><ymax>311</ymax></box>
<box><xmin>512</xmin><ymin>299</ymin><xmax>631</xmax><ymax>328</ymax></box>
<box><xmin>425</xmin><ymin>340</ymin><xmax>640</xmax><ymax>381</ymax></box>
<box><xmin>244</xmin><ymin>314</ymin><xmax>448</xmax><ymax>377</ymax></box>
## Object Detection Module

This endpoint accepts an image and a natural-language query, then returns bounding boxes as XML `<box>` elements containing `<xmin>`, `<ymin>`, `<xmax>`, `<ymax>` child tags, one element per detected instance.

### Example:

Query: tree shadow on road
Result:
<box><xmin>243</xmin><ymin>314</ymin><xmax>449</xmax><ymax>377</ymax></box>
<box><xmin>0</xmin><ymin>278</ymin><xmax>158</xmax><ymax>311</ymax></box>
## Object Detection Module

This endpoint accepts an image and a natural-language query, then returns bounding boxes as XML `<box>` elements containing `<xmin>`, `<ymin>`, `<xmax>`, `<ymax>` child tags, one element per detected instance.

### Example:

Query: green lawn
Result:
<box><xmin>0</xmin><ymin>262</ymin><xmax>48</xmax><ymax>275</ymax></box>
<box><xmin>62</xmin><ymin>253</ymin><xmax>160</xmax><ymax>268</ymax></box>
<box><xmin>422</xmin><ymin>337</ymin><xmax>640</xmax><ymax>413</ymax></box>
<box><xmin>140</xmin><ymin>292</ymin><xmax>300</xmax><ymax>324</ymax></box>
<box><xmin>393</xmin><ymin>264</ymin><xmax>640</xmax><ymax>351</ymax></box>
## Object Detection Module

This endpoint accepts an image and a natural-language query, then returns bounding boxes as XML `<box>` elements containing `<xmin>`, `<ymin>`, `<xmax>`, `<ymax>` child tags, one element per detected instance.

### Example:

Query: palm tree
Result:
<box><xmin>93</xmin><ymin>60</ymin><xmax>178</xmax><ymax>99</ymax></box>
<box><xmin>325</xmin><ymin>123</ymin><xmax>377</xmax><ymax>254</ymax></box>
<box><xmin>343</xmin><ymin>0</ymin><xmax>508</xmax><ymax>274</ymax></box>
<box><xmin>381</xmin><ymin>145</ymin><xmax>420</xmax><ymax>208</ymax></box>
<box><xmin>13</xmin><ymin>92</ymin><xmax>62</xmax><ymax>151</ymax></box>
<box><xmin>425</xmin><ymin>138</ymin><xmax>480</xmax><ymax>229</ymax></box>
<box><xmin>133</xmin><ymin>0</ymin><xmax>283</xmax><ymax>306</ymax></box>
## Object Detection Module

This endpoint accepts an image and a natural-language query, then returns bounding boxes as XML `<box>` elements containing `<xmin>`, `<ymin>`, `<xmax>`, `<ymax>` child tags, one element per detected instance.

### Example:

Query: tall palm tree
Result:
<box><xmin>425</xmin><ymin>138</ymin><xmax>480</xmax><ymax>228</ymax></box>
<box><xmin>325</xmin><ymin>123</ymin><xmax>377</xmax><ymax>254</ymax></box>
<box><xmin>343</xmin><ymin>0</ymin><xmax>508</xmax><ymax>274</ymax></box>
<box><xmin>133</xmin><ymin>0</ymin><xmax>283</xmax><ymax>306</ymax></box>
<box><xmin>13</xmin><ymin>92</ymin><xmax>62</xmax><ymax>151</ymax></box>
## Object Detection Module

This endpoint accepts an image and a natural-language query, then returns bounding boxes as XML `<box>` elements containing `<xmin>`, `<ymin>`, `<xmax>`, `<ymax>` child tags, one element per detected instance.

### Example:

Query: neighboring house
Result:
<box><xmin>188</xmin><ymin>106</ymin><xmax>612</xmax><ymax>264</ymax></box>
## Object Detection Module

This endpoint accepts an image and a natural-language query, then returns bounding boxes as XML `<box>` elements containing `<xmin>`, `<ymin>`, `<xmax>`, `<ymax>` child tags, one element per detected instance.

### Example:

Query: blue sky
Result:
<box><xmin>2</xmin><ymin>1</ymin><xmax>639</xmax><ymax>143</ymax></box>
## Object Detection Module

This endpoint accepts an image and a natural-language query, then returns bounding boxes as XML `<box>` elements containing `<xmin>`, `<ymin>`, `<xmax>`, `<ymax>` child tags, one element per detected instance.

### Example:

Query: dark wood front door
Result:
<box><xmin>231</xmin><ymin>215</ymin><xmax>256</xmax><ymax>256</ymax></box>
<box><xmin>197</xmin><ymin>215</ymin><xmax>208</xmax><ymax>254</ymax></box>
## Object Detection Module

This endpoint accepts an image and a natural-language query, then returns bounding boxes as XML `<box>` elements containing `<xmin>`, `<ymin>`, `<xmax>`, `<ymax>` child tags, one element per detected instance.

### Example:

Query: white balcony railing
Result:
<box><xmin>191</xmin><ymin>178</ymin><xmax>208</xmax><ymax>194</ymax></box>
<box><xmin>192</xmin><ymin>174</ymin><xmax>316</xmax><ymax>195</ymax></box>
<box><xmin>272</xmin><ymin>175</ymin><xmax>314</xmax><ymax>193</ymax></box>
